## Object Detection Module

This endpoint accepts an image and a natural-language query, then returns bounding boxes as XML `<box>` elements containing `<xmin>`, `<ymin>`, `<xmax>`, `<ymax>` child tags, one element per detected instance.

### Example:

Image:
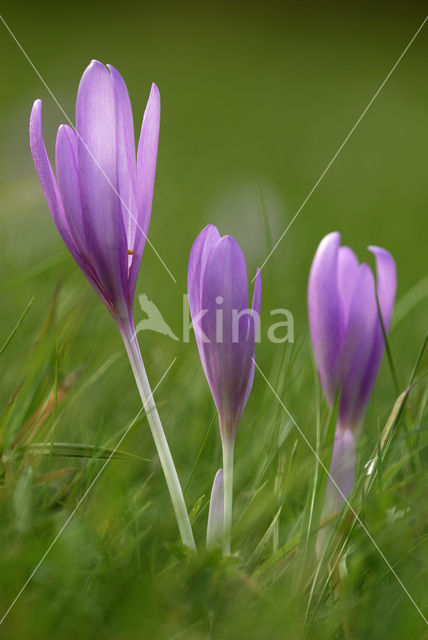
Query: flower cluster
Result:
<box><xmin>30</xmin><ymin>60</ymin><xmax>396</xmax><ymax>553</ymax></box>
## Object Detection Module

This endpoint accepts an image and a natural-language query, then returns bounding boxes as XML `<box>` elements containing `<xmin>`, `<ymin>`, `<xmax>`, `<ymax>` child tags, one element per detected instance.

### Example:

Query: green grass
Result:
<box><xmin>1</xmin><ymin>2</ymin><xmax>428</xmax><ymax>638</ymax></box>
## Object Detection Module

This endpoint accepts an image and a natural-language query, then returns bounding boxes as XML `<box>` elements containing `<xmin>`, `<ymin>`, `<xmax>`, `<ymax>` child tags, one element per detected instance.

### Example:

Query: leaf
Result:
<box><xmin>364</xmin><ymin>384</ymin><xmax>413</xmax><ymax>494</ymax></box>
<box><xmin>246</xmin><ymin>506</ymin><xmax>282</xmax><ymax>569</ymax></box>
<box><xmin>34</xmin><ymin>467</ymin><xmax>77</xmax><ymax>485</ymax></box>
<box><xmin>12</xmin><ymin>370</ymin><xmax>81</xmax><ymax>448</ymax></box>
<box><xmin>252</xmin><ymin>531</ymin><xmax>300</xmax><ymax>580</ymax></box>
<box><xmin>24</xmin><ymin>442</ymin><xmax>149</xmax><ymax>462</ymax></box>
<box><xmin>0</xmin><ymin>295</ymin><xmax>35</xmax><ymax>358</ymax></box>
<box><xmin>189</xmin><ymin>494</ymin><xmax>206</xmax><ymax>524</ymax></box>
<box><xmin>409</xmin><ymin>330</ymin><xmax>428</xmax><ymax>385</ymax></box>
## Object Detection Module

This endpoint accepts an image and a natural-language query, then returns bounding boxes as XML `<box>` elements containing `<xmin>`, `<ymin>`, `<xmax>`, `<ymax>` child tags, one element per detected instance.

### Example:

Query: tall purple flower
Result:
<box><xmin>188</xmin><ymin>224</ymin><xmax>261</xmax><ymax>553</ymax></box>
<box><xmin>308</xmin><ymin>231</ymin><xmax>396</xmax><ymax>518</ymax></box>
<box><xmin>29</xmin><ymin>60</ymin><xmax>159</xmax><ymax>331</ymax></box>
<box><xmin>29</xmin><ymin>61</ymin><xmax>195</xmax><ymax>549</ymax></box>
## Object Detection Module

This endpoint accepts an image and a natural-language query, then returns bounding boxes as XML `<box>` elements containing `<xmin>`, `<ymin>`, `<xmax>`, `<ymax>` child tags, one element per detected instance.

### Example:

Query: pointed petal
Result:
<box><xmin>368</xmin><ymin>245</ymin><xmax>397</xmax><ymax>332</ymax></box>
<box><xmin>188</xmin><ymin>224</ymin><xmax>221</xmax><ymax>319</ymax></box>
<box><xmin>206</xmin><ymin>469</ymin><xmax>224</xmax><ymax>549</ymax></box>
<box><xmin>127</xmin><ymin>83</ymin><xmax>161</xmax><ymax>299</ymax></box>
<box><xmin>30</xmin><ymin>101</ymin><xmax>114</xmax><ymax>311</ymax></box>
<box><xmin>338</xmin><ymin>263</ymin><xmax>378</xmax><ymax>429</ymax></box>
<box><xmin>308</xmin><ymin>232</ymin><xmax>343</xmax><ymax>405</ymax></box>
<box><xmin>239</xmin><ymin>268</ymin><xmax>262</xmax><ymax>421</ymax></box>
<box><xmin>337</xmin><ymin>245</ymin><xmax>359</xmax><ymax>323</ymax></box>
<box><xmin>135</xmin><ymin>83</ymin><xmax>160</xmax><ymax>251</ymax></box>
<box><xmin>357</xmin><ymin>246</ymin><xmax>397</xmax><ymax>413</ymax></box>
<box><xmin>29</xmin><ymin>100</ymin><xmax>76</xmax><ymax>255</ymax></box>
<box><xmin>55</xmin><ymin>124</ymin><xmax>87</xmax><ymax>253</ymax></box>
<box><xmin>251</xmin><ymin>268</ymin><xmax>262</xmax><ymax>331</ymax></box>
<box><xmin>76</xmin><ymin>61</ymin><xmax>119</xmax><ymax>202</ymax></box>
<box><xmin>76</xmin><ymin>60</ymin><xmax>129</xmax><ymax>313</ymax></box>
<box><xmin>107</xmin><ymin>64</ymin><xmax>138</xmax><ymax>249</ymax></box>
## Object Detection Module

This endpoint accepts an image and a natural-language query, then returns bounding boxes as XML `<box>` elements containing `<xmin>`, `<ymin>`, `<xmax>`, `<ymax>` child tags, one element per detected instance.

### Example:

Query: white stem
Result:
<box><xmin>222</xmin><ymin>436</ymin><xmax>235</xmax><ymax>555</ymax></box>
<box><xmin>121</xmin><ymin>328</ymin><xmax>195</xmax><ymax>550</ymax></box>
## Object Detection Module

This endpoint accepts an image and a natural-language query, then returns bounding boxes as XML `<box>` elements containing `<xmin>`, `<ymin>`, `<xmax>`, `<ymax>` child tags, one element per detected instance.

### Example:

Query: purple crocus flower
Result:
<box><xmin>188</xmin><ymin>224</ymin><xmax>261</xmax><ymax>553</ymax></box>
<box><xmin>29</xmin><ymin>61</ymin><xmax>196</xmax><ymax>549</ymax></box>
<box><xmin>308</xmin><ymin>232</ymin><xmax>396</xmax><ymax>516</ymax></box>
<box><xmin>29</xmin><ymin>59</ymin><xmax>159</xmax><ymax>332</ymax></box>
<box><xmin>188</xmin><ymin>225</ymin><xmax>261</xmax><ymax>440</ymax></box>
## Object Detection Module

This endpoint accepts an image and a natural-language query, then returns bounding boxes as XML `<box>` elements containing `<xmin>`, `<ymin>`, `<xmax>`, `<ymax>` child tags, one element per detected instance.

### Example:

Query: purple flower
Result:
<box><xmin>308</xmin><ymin>231</ymin><xmax>396</xmax><ymax>434</ymax></box>
<box><xmin>309</xmin><ymin>232</ymin><xmax>396</xmax><ymax>524</ymax></box>
<box><xmin>29</xmin><ymin>62</ymin><xmax>196</xmax><ymax>549</ymax></box>
<box><xmin>29</xmin><ymin>60</ymin><xmax>160</xmax><ymax>331</ymax></box>
<box><xmin>188</xmin><ymin>225</ymin><xmax>261</xmax><ymax>553</ymax></box>
<box><xmin>188</xmin><ymin>225</ymin><xmax>262</xmax><ymax>443</ymax></box>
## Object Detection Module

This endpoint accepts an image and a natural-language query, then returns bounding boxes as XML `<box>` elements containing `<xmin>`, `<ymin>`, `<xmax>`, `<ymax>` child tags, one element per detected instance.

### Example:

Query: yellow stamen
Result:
<box><xmin>128</xmin><ymin>249</ymin><xmax>133</xmax><ymax>256</ymax></box>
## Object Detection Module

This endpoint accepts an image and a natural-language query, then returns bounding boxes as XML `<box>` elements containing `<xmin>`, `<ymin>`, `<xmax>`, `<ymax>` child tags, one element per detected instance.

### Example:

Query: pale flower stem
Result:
<box><xmin>121</xmin><ymin>327</ymin><xmax>195</xmax><ymax>550</ymax></box>
<box><xmin>222</xmin><ymin>435</ymin><xmax>235</xmax><ymax>555</ymax></box>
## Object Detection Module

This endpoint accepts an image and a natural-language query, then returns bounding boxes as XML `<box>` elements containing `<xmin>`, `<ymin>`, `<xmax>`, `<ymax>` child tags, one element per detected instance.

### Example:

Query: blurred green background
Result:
<box><xmin>0</xmin><ymin>1</ymin><xmax>427</xmax><ymax>638</ymax></box>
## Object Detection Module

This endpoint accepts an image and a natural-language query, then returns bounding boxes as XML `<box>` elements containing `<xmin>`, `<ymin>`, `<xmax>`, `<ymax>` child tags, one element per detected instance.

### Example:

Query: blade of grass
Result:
<box><xmin>25</xmin><ymin>441</ymin><xmax>149</xmax><ymax>461</ymax></box>
<box><xmin>409</xmin><ymin>329</ymin><xmax>428</xmax><ymax>385</ymax></box>
<box><xmin>363</xmin><ymin>385</ymin><xmax>413</xmax><ymax>494</ymax></box>
<box><xmin>183</xmin><ymin>413</ymin><xmax>216</xmax><ymax>493</ymax></box>
<box><xmin>0</xmin><ymin>294</ymin><xmax>35</xmax><ymax>358</ymax></box>
<box><xmin>375</xmin><ymin>291</ymin><xmax>400</xmax><ymax>396</ymax></box>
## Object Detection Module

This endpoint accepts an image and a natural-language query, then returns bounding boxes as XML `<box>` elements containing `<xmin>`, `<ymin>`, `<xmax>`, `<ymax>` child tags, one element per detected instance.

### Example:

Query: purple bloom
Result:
<box><xmin>308</xmin><ymin>231</ymin><xmax>396</xmax><ymax>434</ymax></box>
<box><xmin>29</xmin><ymin>60</ymin><xmax>160</xmax><ymax>331</ymax></box>
<box><xmin>188</xmin><ymin>224</ymin><xmax>261</xmax><ymax>553</ymax></box>
<box><xmin>29</xmin><ymin>62</ymin><xmax>196</xmax><ymax>549</ymax></box>
<box><xmin>309</xmin><ymin>232</ymin><xmax>396</xmax><ymax>523</ymax></box>
<box><xmin>188</xmin><ymin>224</ymin><xmax>262</xmax><ymax>442</ymax></box>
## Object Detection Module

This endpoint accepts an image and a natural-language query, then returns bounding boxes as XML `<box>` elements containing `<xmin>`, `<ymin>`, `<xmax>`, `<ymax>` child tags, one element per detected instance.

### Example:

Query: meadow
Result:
<box><xmin>0</xmin><ymin>2</ymin><xmax>428</xmax><ymax>638</ymax></box>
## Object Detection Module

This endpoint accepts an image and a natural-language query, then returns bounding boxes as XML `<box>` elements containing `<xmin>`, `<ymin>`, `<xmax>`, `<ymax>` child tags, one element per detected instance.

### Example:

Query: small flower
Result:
<box><xmin>308</xmin><ymin>232</ymin><xmax>396</xmax><ymax>522</ymax></box>
<box><xmin>188</xmin><ymin>224</ymin><xmax>261</xmax><ymax>553</ymax></box>
<box><xmin>188</xmin><ymin>224</ymin><xmax>261</xmax><ymax>443</ymax></box>
<box><xmin>29</xmin><ymin>60</ymin><xmax>160</xmax><ymax>331</ymax></box>
<box><xmin>308</xmin><ymin>231</ymin><xmax>396</xmax><ymax>435</ymax></box>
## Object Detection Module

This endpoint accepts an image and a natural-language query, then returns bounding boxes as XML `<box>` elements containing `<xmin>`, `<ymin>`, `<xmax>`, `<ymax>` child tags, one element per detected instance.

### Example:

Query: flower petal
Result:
<box><xmin>107</xmin><ymin>64</ymin><xmax>138</xmax><ymax>250</ymax></box>
<box><xmin>368</xmin><ymin>245</ymin><xmax>397</xmax><ymax>332</ymax></box>
<box><xmin>29</xmin><ymin>100</ymin><xmax>76</xmax><ymax>256</ymax></box>
<box><xmin>125</xmin><ymin>83</ymin><xmax>161</xmax><ymax>300</ymax></box>
<box><xmin>31</xmin><ymin>102</ymin><xmax>115</xmax><ymax>311</ymax></box>
<box><xmin>251</xmin><ymin>268</ymin><xmax>262</xmax><ymax>331</ymax></box>
<box><xmin>308</xmin><ymin>232</ymin><xmax>343</xmax><ymax>405</ymax></box>
<box><xmin>135</xmin><ymin>83</ymin><xmax>160</xmax><ymax>250</ymax></box>
<box><xmin>188</xmin><ymin>224</ymin><xmax>221</xmax><ymax>319</ymax></box>
<box><xmin>357</xmin><ymin>246</ymin><xmax>397</xmax><ymax>413</ymax></box>
<box><xmin>337</xmin><ymin>245</ymin><xmax>359</xmax><ymax>324</ymax></box>
<box><xmin>239</xmin><ymin>268</ymin><xmax>262</xmax><ymax>422</ymax></box>
<box><xmin>338</xmin><ymin>263</ymin><xmax>378</xmax><ymax>430</ymax></box>
<box><xmin>76</xmin><ymin>60</ymin><xmax>129</xmax><ymax>313</ymax></box>
<box><xmin>55</xmin><ymin>124</ymin><xmax>87</xmax><ymax>253</ymax></box>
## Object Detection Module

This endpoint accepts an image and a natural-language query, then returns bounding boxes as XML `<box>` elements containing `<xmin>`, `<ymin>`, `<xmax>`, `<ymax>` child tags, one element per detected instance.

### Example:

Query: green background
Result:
<box><xmin>0</xmin><ymin>2</ymin><xmax>427</xmax><ymax>638</ymax></box>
